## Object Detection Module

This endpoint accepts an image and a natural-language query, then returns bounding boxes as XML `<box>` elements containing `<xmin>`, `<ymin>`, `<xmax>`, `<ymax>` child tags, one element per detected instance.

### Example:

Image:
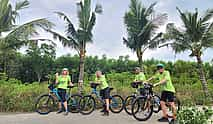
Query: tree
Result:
<box><xmin>163</xmin><ymin>8</ymin><xmax>213</xmax><ymax>97</ymax></box>
<box><xmin>48</xmin><ymin>0</ymin><xmax>102</xmax><ymax>92</ymax></box>
<box><xmin>26</xmin><ymin>42</ymin><xmax>56</xmax><ymax>82</ymax></box>
<box><xmin>123</xmin><ymin>0</ymin><xmax>167</xmax><ymax>69</ymax></box>
<box><xmin>0</xmin><ymin>0</ymin><xmax>53</xmax><ymax>73</ymax></box>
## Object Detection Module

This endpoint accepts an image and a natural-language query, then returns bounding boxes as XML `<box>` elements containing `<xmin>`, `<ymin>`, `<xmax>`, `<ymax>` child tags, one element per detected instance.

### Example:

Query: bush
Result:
<box><xmin>0</xmin><ymin>72</ymin><xmax>213</xmax><ymax>112</ymax></box>
<box><xmin>0</xmin><ymin>81</ymin><xmax>48</xmax><ymax>112</ymax></box>
<box><xmin>177</xmin><ymin>107</ymin><xmax>213</xmax><ymax>124</ymax></box>
<box><xmin>0</xmin><ymin>73</ymin><xmax>8</xmax><ymax>81</ymax></box>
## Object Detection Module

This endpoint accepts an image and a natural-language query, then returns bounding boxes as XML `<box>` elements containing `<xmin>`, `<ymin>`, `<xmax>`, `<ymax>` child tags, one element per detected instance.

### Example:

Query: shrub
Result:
<box><xmin>177</xmin><ymin>107</ymin><xmax>213</xmax><ymax>124</ymax></box>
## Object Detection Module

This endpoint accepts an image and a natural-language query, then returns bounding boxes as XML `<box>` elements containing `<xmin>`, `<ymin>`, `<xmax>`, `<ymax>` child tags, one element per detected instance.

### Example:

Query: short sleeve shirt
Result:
<box><xmin>153</xmin><ymin>70</ymin><xmax>175</xmax><ymax>93</ymax></box>
<box><xmin>57</xmin><ymin>75</ymin><xmax>71</xmax><ymax>89</ymax></box>
<box><xmin>134</xmin><ymin>72</ymin><xmax>146</xmax><ymax>82</ymax></box>
<box><xmin>95</xmin><ymin>75</ymin><xmax>109</xmax><ymax>90</ymax></box>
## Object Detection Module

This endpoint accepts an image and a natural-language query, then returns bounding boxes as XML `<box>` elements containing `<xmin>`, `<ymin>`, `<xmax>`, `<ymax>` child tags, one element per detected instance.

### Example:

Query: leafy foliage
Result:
<box><xmin>177</xmin><ymin>107</ymin><xmax>213</xmax><ymax>124</ymax></box>
<box><xmin>123</xmin><ymin>0</ymin><xmax>167</xmax><ymax>66</ymax></box>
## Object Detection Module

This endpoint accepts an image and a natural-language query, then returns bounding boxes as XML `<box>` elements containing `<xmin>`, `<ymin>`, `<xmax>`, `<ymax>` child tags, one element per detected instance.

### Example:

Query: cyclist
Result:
<box><xmin>146</xmin><ymin>64</ymin><xmax>176</xmax><ymax>122</ymax></box>
<box><xmin>55</xmin><ymin>68</ymin><xmax>73</xmax><ymax>116</ymax></box>
<box><xmin>94</xmin><ymin>70</ymin><xmax>110</xmax><ymax>116</ymax></box>
<box><xmin>134</xmin><ymin>67</ymin><xmax>146</xmax><ymax>82</ymax></box>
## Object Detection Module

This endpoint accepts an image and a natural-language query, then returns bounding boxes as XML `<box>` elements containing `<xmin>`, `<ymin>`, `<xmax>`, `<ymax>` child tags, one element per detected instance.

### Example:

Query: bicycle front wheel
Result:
<box><xmin>124</xmin><ymin>95</ymin><xmax>136</xmax><ymax>115</ymax></box>
<box><xmin>68</xmin><ymin>94</ymin><xmax>82</xmax><ymax>113</ymax></box>
<box><xmin>79</xmin><ymin>95</ymin><xmax>96</xmax><ymax>115</ymax></box>
<box><xmin>35</xmin><ymin>94</ymin><xmax>55</xmax><ymax>115</ymax></box>
<box><xmin>131</xmin><ymin>97</ymin><xmax>153</xmax><ymax>121</ymax></box>
<box><xmin>110</xmin><ymin>95</ymin><xmax>124</xmax><ymax>113</ymax></box>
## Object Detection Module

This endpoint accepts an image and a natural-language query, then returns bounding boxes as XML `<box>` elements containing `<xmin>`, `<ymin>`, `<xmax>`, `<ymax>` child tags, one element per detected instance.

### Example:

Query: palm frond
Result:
<box><xmin>144</xmin><ymin>2</ymin><xmax>157</xmax><ymax>17</ymax></box>
<box><xmin>0</xmin><ymin>0</ymin><xmax>14</xmax><ymax>32</ymax></box>
<box><xmin>148</xmin><ymin>32</ymin><xmax>164</xmax><ymax>49</ymax></box>
<box><xmin>151</xmin><ymin>13</ymin><xmax>168</xmax><ymax>27</ymax></box>
<box><xmin>201</xmin><ymin>9</ymin><xmax>213</xmax><ymax>23</ymax></box>
<box><xmin>47</xmin><ymin>29</ymin><xmax>80</xmax><ymax>51</ymax></box>
<box><xmin>87</xmin><ymin>12</ymin><xmax>96</xmax><ymax>37</ymax></box>
<box><xmin>7</xmin><ymin>18</ymin><xmax>54</xmax><ymax>40</ymax></box>
<box><xmin>55</xmin><ymin>11</ymin><xmax>76</xmax><ymax>37</ymax></box>
<box><xmin>15</xmin><ymin>0</ymin><xmax>29</xmax><ymax>11</ymax></box>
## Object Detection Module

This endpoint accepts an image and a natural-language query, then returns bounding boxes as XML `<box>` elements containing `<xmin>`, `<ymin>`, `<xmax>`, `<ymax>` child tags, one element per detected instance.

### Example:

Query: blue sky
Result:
<box><xmin>11</xmin><ymin>0</ymin><xmax>213</xmax><ymax>62</ymax></box>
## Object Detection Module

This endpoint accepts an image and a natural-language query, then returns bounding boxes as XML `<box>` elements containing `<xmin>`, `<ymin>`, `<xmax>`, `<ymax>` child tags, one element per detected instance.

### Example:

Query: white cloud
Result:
<box><xmin>11</xmin><ymin>0</ymin><xmax>213</xmax><ymax>62</ymax></box>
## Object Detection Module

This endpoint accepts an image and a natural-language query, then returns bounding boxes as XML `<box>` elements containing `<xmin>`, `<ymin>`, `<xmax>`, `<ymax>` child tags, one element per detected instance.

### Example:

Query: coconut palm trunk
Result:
<box><xmin>78</xmin><ymin>50</ymin><xmax>85</xmax><ymax>93</ymax></box>
<box><xmin>136</xmin><ymin>48</ymin><xmax>143</xmax><ymax>70</ymax></box>
<box><xmin>196</xmin><ymin>55</ymin><xmax>210</xmax><ymax>97</ymax></box>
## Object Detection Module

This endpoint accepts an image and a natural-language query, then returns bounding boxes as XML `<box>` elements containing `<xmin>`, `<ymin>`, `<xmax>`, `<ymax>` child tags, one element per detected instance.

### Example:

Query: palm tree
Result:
<box><xmin>163</xmin><ymin>8</ymin><xmax>213</xmax><ymax>97</ymax></box>
<box><xmin>47</xmin><ymin>0</ymin><xmax>102</xmax><ymax>92</ymax></box>
<box><xmin>123</xmin><ymin>0</ymin><xmax>167</xmax><ymax>69</ymax></box>
<box><xmin>0</xmin><ymin>0</ymin><xmax>54</xmax><ymax>73</ymax></box>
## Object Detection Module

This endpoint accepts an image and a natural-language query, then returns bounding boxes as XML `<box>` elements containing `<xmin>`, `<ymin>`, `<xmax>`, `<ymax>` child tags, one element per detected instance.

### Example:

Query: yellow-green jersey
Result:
<box><xmin>57</xmin><ymin>75</ymin><xmax>71</xmax><ymax>90</ymax></box>
<box><xmin>95</xmin><ymin>75</ymin><xmax>109</xmax><ymax>90</ymax></box>
<box><xmin>134</xmin><ymin>72</ymin><xmax>146</xmax><ymax>82</ymax></box>
<box><xmin>153</xmin><ymin>70</ymin><xmax>175</xmax><ymax>93</ymax></box>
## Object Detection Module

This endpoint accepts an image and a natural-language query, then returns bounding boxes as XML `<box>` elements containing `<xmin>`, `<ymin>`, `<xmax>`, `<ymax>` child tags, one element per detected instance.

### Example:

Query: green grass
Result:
<box><xmin>0</xmin><ymin>76</ymin><xmax>213</xmax><ymax>112</ymax></box>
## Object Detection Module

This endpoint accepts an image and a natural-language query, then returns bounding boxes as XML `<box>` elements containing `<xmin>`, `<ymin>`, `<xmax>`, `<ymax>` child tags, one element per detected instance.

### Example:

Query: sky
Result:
<box><xmin>11</xmin><ymin>0</ymin><xmax>213</xmax><ymax>62</ymax></box>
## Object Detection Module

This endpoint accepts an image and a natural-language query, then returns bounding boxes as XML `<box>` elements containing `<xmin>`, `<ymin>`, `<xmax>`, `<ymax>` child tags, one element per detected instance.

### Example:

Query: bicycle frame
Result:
<box><xmin>90</xmin><ymin>88</ymin><xmax>111</xmax><ymax>104</ymax></box>
<box><xmin>49</xmin><ymin>88</ymin><xmax>72</xmax><ymax>104</ymax></box>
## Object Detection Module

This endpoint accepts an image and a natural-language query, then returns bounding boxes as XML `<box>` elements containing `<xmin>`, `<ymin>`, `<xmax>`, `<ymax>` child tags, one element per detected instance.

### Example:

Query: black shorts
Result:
<box><xmin>100</xmin><ymin>87</ymin><xmax>110</xmax><ymax>99</ymax></box>
<box><xmin>160</xmin><ymin>91</ymin><xmax>175</xmax><ymax>102</ymax></box>
<box><xmin>58</xmin><ymin>88</ymin><xmax>67</xmax><ymax>102</ymax></box>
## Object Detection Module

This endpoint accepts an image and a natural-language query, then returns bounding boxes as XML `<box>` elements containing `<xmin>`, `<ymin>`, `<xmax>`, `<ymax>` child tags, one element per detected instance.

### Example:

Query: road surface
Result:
<box><xmin>0</xmin><ymin>111</ymin><xmax>168</xmax><ymax>124</ymax></box>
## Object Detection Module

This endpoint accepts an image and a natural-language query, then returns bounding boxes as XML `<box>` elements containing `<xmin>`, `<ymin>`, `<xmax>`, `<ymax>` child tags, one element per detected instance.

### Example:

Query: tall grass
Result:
<box><xmin>0</xmin><ymin>73</ymin><xmax>213</xmax><ymax>112</ymax></box>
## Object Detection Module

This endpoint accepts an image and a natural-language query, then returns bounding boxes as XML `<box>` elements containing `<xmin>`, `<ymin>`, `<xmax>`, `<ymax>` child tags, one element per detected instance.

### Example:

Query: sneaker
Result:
<box><xmin>56</xmin><ymin>109</ymin><xmax>63</xmax><ymax>114</ymax></box>
<box><xmin>169</xmin><ymin>118</ymin><xmax>176</xmax><ymax>124</ymax></box>
<box><xmin>63</xmin><ymin>111</ymin><xmax>69</xmax><ymax>116</ymax></box>
<box><xmin>100</xmin><ymin>109</ymin><xmax>105</xmax><ymax>113</ymax></box>
<box><xmin>158</xmin><ymin>117</ymin><xmax>168</xmax><ymax>122</ymax></box>
<box><xmin>102</xmin><ymin>111</ymin><xmax>109</xmax><ymax>116</ymax></box>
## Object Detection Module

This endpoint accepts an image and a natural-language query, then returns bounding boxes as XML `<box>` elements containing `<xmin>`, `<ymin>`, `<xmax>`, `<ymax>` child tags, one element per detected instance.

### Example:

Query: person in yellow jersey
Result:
<box><xmin>146</xmin><ymin>64</ymin><xmax>176</xmax><ymax>122</ymax></box>
<box><xmin>55</xmin><ymin>68</ymin><xmax>73</xmax><ymax>116</ymax></box>
<box><xmin>95</xmin><ymin>70</ymin><xmax>110</xmax><ymax>116</ymax></box>
<box><xmin>134</xmin><ymin>67</ymin><xmax>146</xmax><ymax>82</ymax></box>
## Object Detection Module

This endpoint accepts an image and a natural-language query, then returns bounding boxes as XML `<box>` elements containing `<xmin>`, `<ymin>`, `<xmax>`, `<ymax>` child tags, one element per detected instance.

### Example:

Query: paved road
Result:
<box><xmin>0</xmin><ymin>111</ymin><xmax>168</xmax><ymax>124</ymax></box>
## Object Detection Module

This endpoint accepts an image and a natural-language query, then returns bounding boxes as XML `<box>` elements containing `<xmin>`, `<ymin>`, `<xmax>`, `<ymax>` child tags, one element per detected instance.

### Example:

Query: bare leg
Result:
<box><xmin>63</xmin><ymin>101</ymin><xmax>68</xmax><ymax>112</ymax></box>
<box><xmin>105</xmin><ymin>99</ymin><xmax>109</xmax><ymax>112</ymax></box>
<box><xmin>58</xmin><ymin>102</ymin><xmax>62</xmax><ymax>110</ymax></box>
<box><xmin>169</xmin><ymin>102</ymin><xmax>177</xmax><ymax>119</ymax></box>
<box><xmin>160</xmin><ymin>101</ymin><xmax>168</xmax><ymax>118</ymax></box>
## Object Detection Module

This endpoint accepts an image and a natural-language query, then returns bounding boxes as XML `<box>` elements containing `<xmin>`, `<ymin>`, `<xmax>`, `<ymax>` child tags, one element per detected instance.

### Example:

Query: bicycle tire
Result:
<box><xmin>35</xmin><ymin>94</ymin><xmax>55</xmax><ymax>115</ymax></box>
<box><xmin>124</xmin><ymin>95</ymin><xmax>136</xmax><ymax>115</ymax></box>
<box><xmin>110</xmin><ymin>95</ymin><xmax>124</xmax><ymax>113</ymax></box>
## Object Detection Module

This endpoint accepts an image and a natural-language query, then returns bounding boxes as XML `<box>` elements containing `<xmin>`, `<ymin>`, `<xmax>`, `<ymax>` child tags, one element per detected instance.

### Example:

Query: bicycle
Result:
<box><xmin>79</xmin><ymin>82</ymin><xmax>124</xmax><ymax>115</ymax></box>
<box><xmin>124</xmin><ymin>82</ymin><xmax>160</xmax><ymax>115</ymax></box>
<box><xmin>35</xmin><ymin>83</ymin><xmax>82</xmax><ymax>115</ymax></box>
<box><xmin>131</xmin><ymin>83</ymin><xmax>180</xmax><ymax>121</ymax></box>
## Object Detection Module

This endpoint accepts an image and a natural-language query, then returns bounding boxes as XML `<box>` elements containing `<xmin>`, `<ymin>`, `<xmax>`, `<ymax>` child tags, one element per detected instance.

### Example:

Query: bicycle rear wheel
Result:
<box><xmin>131</xmin><ymin>97</ymin><xmax>153</xmax><ymax>121</ymax></box>
<box><xmin>124</xmin><ymin>95</ymin><xmax>136</xmax><ymax>115</ymax></box>
<box><xmin>153</xmin><ymin>95</ymin><xmax>161</xmax><ymax>113</ymax></box>
<box><xmin>35</xmin><ymin>94</ymin><xmax>55</xmax><ymax>115</ymax></box>
<box><xmin>110</xmin><ymin>95</ymin><xmax>124</xmax><ymax>113</ymax></box>
<box><xmin>68</xmin><ymin>94</ymin><xmax>82</xmax><ymax>113</ymax></box>
<box><xmin>79</xmin><ymin>95</ymin><xmax>96</xmax><ymax>115</ymax></box>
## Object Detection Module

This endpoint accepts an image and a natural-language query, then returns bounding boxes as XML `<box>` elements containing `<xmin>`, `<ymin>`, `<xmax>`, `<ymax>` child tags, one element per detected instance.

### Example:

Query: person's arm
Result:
<box><xmin>154</xmin><ymin>72</ymin><xmax>170</xmax><ymax>86</ymax></box>
<box><xmin>92</xmin><ymin>77</ymin><xmax>101</xmax><ymax>84</ymax></box>
<box><xmin>68</xmin><ymin>75</ymin><xmax>73</xmax><ymax>86</ymax></box>
<box><xmin>145</xmin><ymin>76</ymin><xmax>154</xmax><ymax>82</ymax></box>
<box><xmin>55</xmin><ymin>73</ymin><xmax>59</xmax><ymax>84</ymax></box>
<box><xmin>154</xmin><ymin>79</ymin><xmax>167</xmax><ymax>86</ymax></box>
